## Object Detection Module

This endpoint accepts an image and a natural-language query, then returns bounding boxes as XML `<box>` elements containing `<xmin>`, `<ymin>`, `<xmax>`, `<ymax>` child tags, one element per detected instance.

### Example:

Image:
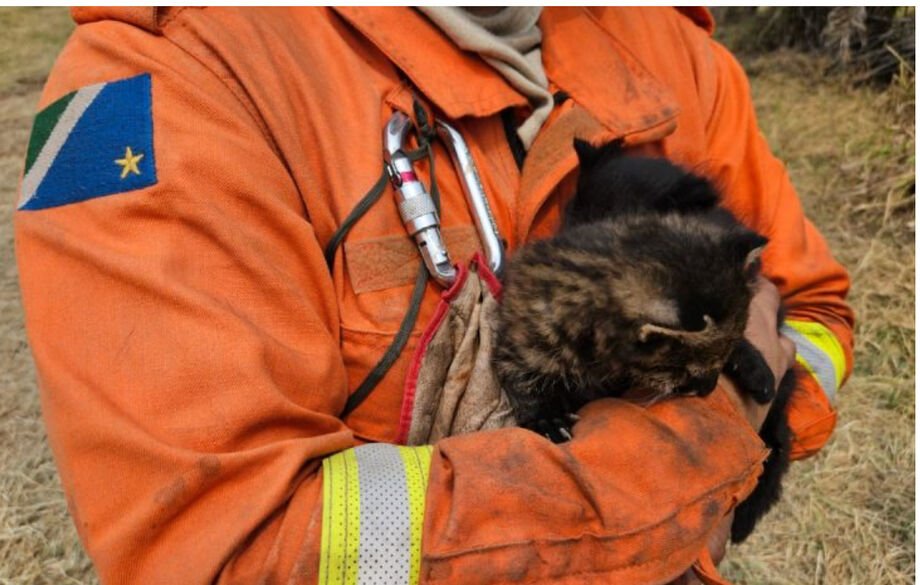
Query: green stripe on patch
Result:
<box><xmin>25</xmin><ymin>91</ymin><xmax>75</xmax><ymax>175</ymax></box>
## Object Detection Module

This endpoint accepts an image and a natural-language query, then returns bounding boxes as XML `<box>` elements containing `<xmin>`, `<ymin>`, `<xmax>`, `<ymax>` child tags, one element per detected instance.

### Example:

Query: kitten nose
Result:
<box><xmin>676</xmin><ymin>372</ymin><xmax>719</xmax><ymax>396</ymax></box>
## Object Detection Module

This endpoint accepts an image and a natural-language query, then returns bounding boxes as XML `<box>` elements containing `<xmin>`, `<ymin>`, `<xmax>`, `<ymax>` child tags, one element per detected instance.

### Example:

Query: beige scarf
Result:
<box><xmin>418</xmin><ymin>7</ymin><xmax>553</xmax><ymax>150</ymax></box>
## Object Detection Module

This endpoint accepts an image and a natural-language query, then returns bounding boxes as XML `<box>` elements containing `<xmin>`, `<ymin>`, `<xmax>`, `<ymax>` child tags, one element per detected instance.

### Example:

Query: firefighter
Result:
<box><xmin>15</xmin><ymin>7</ymin><xmax>851</xmax><ymax>584</ymax></box>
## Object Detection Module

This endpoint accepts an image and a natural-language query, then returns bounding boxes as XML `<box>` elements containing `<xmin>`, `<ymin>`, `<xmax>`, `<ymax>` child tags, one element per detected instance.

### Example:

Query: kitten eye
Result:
<box><xmin>681</xmin><ymin>312</ymin><xmax>707</xmax><ymax>332</ymax></box>
<box><xmin>637</xmin><ymin>335</ymin><xmax>667</xmax><ymax>351</ymax></box>
<box><xmin>679</xmin><ymin>307</ymin><xmax>718</xmax><ymax>331</ymax></box>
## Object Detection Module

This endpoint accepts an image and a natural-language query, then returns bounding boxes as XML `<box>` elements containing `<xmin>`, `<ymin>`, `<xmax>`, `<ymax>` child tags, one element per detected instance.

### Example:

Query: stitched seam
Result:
<box><xmin>578</xmin><ymin>7</ymin><xmax>682</xmax><ymax>129</ymax></box>
<box><xmin>159</xmin><ymin>12</ymin><xmax>283</xmax><ymax>163</ymax></box>
<box><xmin>433</xmin><ymin>534</ymin><xmax>706</xmax><ymax>583</ymax></box>
<box><xmin>570</xmin><ymin>8</ymin><xmax>681</xmax><ymax>131</ymax></box>
<box><xmin>335</xmin><ymin>9</ymin><xmax>526</xmax><ymax>116</ymax></box>
<box><xmin>158</xmin><ymin>10</ymin><xmax>310</xmax><ymax>220</ymax></box>
<box><xmin>341</xmin><ymin>324</ymin><xmax>424</xmax><ymax>337</ymax></box>
<box><xmin>157</xmin><ymin>6</ymin><xmax>189</xmax><ymax>29</ymax></box>
<box><xmin>424</xmin><ymin>455</ymin><xmax>766</xmax><ymax>562</ymax></box>
<box><xmin>426</xmin><ymin>524</ymin><xmax>715</xmax><ymax>585</ymax></box>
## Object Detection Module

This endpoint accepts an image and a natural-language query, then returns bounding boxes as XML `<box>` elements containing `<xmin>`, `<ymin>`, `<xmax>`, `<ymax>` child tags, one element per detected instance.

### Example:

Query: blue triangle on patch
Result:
<box><xmin>19</xmin><ymin>73</ymin><xmax>157</xmax><ymax>211</ymax></box>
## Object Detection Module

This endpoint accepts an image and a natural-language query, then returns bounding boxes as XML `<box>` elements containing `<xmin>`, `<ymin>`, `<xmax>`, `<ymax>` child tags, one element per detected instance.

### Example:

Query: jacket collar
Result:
<box><xmin>333</xmin><ymin>6</ymin><xmax>678</xmax><ymax>139</ymax></box>
<box><xmin>334</xmin><ymin>7</ymin><xmax>528</xmax><ymax>119</ymax></box>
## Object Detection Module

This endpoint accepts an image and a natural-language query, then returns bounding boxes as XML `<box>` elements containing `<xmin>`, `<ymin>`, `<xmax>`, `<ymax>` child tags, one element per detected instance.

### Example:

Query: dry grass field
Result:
<box><xmin>0</xmin><ymin>8</ymin><xmax>914</xmax><ymax>585</ymax></box>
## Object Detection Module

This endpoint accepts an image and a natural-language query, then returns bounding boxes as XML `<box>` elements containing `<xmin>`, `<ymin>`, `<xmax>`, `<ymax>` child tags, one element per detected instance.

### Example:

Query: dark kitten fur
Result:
<box><xmin>566</xmin><ymin>141</ymin><xmax>796</xmax><ymax>543</ymax></box>
<box><xmin>732</xmin><ymin>366</ymin><xmax>795</xmax><ymax>543</ymax></box>
<box><xmin>494</xmin><ymin>139</ymin><xmax>794</xmax><ymax>542</ymax></box>
<box><xmin>496</xmin><ymin>140</ymin><xmax>766</xmax><ymax>429</ymax></box>
<box><xmin>495</xmin><ymin>213</ymin><xmax>762</xmax><ymax>423</ymax></box>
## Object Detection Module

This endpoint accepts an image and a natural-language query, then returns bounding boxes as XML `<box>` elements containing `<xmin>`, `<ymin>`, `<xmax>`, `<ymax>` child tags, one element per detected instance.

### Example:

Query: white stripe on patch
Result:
<box><xmin>19</xmin><ymin>82</ymin><xmax>106</xmax><ymax>209</ymax></box>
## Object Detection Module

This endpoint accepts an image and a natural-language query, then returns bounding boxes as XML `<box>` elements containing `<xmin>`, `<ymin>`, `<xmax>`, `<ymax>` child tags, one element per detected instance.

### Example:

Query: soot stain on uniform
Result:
<box><xmin>546</xmin><ymin>540</ymin><xmax>576</xmax><ymax>578</ymax></box>
<box><xmin>424</xmin><ymin>558</ymin><xmax>453</xmax><ymax>582</ymax></box>
<box><xmin>690</xmin><ymin>406</ymin><xmax>719</xmax><ymax>445</ymax></box>
<box><xmin>495</xmin><ymin>444</ymin><xmax>531</xmax><ymax>476</ymax></box>
<box><xmin>504</xmin><ymin>545</ymin><xmax>539</xmax><ymax>582</ymax></box>
<box><xmin>153</xmin><ymin>458</ymin><xmax>220</xmax><ymax>520</ymax></box>
<box><xmin>558</xmin><ymin>448</ymin><xmax>602</xmax><ymax>523</ymax></box>
<box><xmin>198</xmin><ymin>454</ymin><xmax>221</xmax><ymax>480</ymax></box>
<box><xmin>154</xmin><ymin>476</ymin><xmax>188</xmax><ymax>511</ymax></box>
<box><xmin>641</xmin><ymin>113</ymin><xmax>661</xmax><ymax>127</ymax></box>
<box><xmin>673</xmin><ymin>438</ymin><xmax>704</xmax><ymax>471</ymax></box>
<box><xmin>703</xmin><ymin>497</ymin><xmax>722</xmax><ymax>522</ymax></box>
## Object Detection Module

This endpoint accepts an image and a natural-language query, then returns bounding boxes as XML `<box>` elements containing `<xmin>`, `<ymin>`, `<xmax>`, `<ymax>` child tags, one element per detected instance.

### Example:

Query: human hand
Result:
<box><xmin>669</xmin><ymin>510</ymin><xmax>734</xmax><ymax>584</ymax></box>
<box><xmin>672</xmin><ymin>278</ymin><xmax>796</xmax><ymax>585</ymax></box>
<box><xmin>721</xmin><ymin>276</ymin><xmax>796</xmax><ymax>431</ymax></box>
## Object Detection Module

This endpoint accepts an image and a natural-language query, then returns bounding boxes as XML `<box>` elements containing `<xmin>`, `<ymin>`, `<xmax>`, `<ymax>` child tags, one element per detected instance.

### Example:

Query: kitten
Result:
<box><xmin>495</xmin><ymin>141</ymin><xmax>767</xmax><ymax>430</ymax></box>
<box><xmin>493</xmin><ymin>139</ymin><xmax>794</xmax><ymax>542</ymax></box>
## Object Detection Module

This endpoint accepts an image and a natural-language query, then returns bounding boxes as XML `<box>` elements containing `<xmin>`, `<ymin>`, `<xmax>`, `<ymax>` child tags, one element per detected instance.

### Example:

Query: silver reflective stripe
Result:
<box><xmin>320</xmin><ymin>444</ymin><xmax>432</xmax><ymax>585</ymax></box>
<box><xmin>355</xmin><ymin>444</ymin><xmax>411</xmax><ymax>585</ymax></box>
<box><xmin>781</xmin><ymin>323</ymin><xmax>838</xmax><ymax>402</ymax></box>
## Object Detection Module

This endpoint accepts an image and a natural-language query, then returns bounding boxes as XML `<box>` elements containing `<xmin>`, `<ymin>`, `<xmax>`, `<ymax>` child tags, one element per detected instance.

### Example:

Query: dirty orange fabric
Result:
<box><xmin>15</xmin><ymin>7</ymin><xmax>853</xmax><ymax>585</ymax></box>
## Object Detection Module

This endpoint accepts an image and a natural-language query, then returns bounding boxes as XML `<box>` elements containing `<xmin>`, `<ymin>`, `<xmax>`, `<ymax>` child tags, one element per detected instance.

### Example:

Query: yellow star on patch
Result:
<box><xmin>115</xmin><ymin>146</ymin><xmax>144</xmax><ymax>179</ymax></box>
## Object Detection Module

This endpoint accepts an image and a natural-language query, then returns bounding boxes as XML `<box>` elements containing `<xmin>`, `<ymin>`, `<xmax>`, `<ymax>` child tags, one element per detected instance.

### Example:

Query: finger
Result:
<box><xmin>707</xmin><ymin>512</ymin><xmax>733</xmax><ymax>566</ymax></box>
<box><xmin>780</xmin><ymin>335</ymin><xmax>797</xmax><ymax>368</ymax></box>
<box><xmin>754</xmin><ymin>275</ymin><xmax>780</xmax><ymax>300</ymax></box>
<box><xmin>672</xmin><ymin>572</ymin><xmax>703</xmax><ymax>585</ymax></box>
<box><xmin>752</xmin><ymin>278</ymin><xmax>782</xmax><ymax>315</ymax></box>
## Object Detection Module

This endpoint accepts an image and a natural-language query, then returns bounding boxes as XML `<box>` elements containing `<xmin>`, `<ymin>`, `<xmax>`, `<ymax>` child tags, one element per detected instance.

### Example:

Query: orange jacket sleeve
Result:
<box><xmin>700</xmin><ymin>39</ymin><xmax>855</xmax><ymax>459</ymax></box>
<box><xmin>17</xmin><ymin>16</ymin><xmax>770</xmax><ymax>585</ymax></box>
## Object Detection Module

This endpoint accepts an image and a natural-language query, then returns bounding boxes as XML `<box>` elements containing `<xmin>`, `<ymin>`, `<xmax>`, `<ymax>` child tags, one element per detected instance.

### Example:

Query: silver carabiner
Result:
<box><xmin>435</xmin><ymin>119</ymin><xmax>504</xmax><ymax>279</ymax></box>
<box><xmin>383</xmin><ymin>112</ymin><xmax>456</xmax><ymax>287</ymax></box>
<box><xmin>383</xmin><ymin>112</ymin><xmax>504</xmax><ymax>287</ymax></box>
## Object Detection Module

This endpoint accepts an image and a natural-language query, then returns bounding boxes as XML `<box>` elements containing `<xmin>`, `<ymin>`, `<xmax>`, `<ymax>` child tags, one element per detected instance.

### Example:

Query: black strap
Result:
<box><xmin>324</xmin><ymin>147</ymin><xmax>430</xmax><ymax>269</ymax></box>
<box><xmin>500</xmin><ymin>107</ymin><xmax>527</xmax><ymax>170</ymax></box>
<box><xmin>324</xmin><ymin>169</ymin><xmax>389</xmax><ymax>269</ymax></box>
<box><xmin>329</xmin><ymin>122</ymin><xmax>442</xmax><ymax>418</ymax></box>
<box><xmin>341</xmin><ymin>262</ymin><xmax>428</xmax><ymax>417</ymax></box>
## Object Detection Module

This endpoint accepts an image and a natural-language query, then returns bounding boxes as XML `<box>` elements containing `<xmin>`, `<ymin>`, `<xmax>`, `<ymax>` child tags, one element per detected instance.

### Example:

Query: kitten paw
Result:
<box><xmin>533</xmin><ymin>417</ymin><xmax>575</xmax><ymax>444</ymax></box>
<box><xmin>749</xmin><ymin>382</ymin><xmax>777</xmax><ymax>404</ymax></box>
<box><xmin>726</xmin><ymin>340</ymin><xmax>777</xmax><ymax>404</ymax></box>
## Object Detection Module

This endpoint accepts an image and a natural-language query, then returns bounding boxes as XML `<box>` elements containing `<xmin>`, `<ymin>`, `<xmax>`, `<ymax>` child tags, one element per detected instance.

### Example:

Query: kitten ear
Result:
<box><xmin>744</xmin><ymin>244</ymin><xmax>766</xmax><ymax>274</ymax></box>
<box><xmin>639</xmin><ymin>316</ymin><xmax>715</xmax><ymax>342</ymax></box>
<box><xmin>573</xmin><ymin>138</ymin><xmax>601</xmax><ymax>167</ymax></box>
<box><xmin>733</xmin><ymin>232</ymin><xmax>769</xmax><ymax>275</ymax></box>
<box><xmin>671</xmin><ymin>173</ymin><xmax>721</xmax><ymax>212</ymax></box>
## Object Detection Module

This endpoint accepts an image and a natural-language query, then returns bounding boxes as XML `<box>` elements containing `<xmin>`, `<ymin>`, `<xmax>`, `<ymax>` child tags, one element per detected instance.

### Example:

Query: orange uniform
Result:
<box><xmin>15</xmin><ymin>7</ymin><xmax>853</xmax><ymax>585</ymax></box>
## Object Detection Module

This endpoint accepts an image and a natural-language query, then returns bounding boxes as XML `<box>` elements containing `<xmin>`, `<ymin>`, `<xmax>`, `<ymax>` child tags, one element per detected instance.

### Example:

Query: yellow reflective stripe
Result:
<box><xmin>783</xmin><ymin>319</ymin><xmax>847</xmax><ymax>400</ymax></box>
<box><xmin>319</xmin><ymin>444</ymin><xmax>433</xmax><ymax>585</ymax></box>
<box><xmin>319</xmin><ymin>448</ymin><xmax>361</xmax><ymax>585</ymax></box>
<box><xmin>399</xmin><ymin>445</ymin><xmax>433</xmax><ymax>585</ymax></box>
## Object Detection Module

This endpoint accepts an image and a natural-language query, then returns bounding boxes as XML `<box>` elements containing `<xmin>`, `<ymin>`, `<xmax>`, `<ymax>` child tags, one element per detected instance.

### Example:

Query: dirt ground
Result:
<box><xmin>0</xmin><ymin>8</ymin><xmax>914</xmax><ymax>585</ymax></box>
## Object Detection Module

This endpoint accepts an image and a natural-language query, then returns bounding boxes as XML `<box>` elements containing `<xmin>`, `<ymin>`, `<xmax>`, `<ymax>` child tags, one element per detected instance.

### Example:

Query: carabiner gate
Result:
<box><xmin>383</xmin><ymin>112</ymin><xmax>504</xmax><ymax>288</ymax></box>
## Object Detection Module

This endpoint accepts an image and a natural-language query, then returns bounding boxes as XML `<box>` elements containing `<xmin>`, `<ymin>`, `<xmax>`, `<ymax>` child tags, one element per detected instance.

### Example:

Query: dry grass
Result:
<box><xmin>0</xmin><ymin>7</ymin><xmax>93</xmax><ymax>585</ymax></box>
<box><xmin>719</xmin><ymin>50</ymin><xmax>915</xmax><ymax>584</ymax></box>
<box><xmin>0</xmin><ymin>8</ymin><xmax>914</xmax><ymax>585</ymax></box>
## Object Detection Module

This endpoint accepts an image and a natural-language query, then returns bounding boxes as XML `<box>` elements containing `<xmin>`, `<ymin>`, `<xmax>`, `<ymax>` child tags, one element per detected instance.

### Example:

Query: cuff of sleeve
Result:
<box><xmin>319</xmin><ymin>444</ymin><xmax>433</xmax><ymax>585</ymax></box>
<box><xmin>787</xmin><ymin>368</ymin><xmax>838</xmax><ymax>460</ymax></box>
<box><xmin>781</xmin><ymin>319</ymin><xmax>847</xmax><ymax>459</ymax></box>
<box><xmin>691</xmin><ymin>546</ymin><xmax>735</xmax><ymax>585</ymax></box>
<box><xmin>781</xmin><ymin>319</ymin><xmax>847</xmax><ymax>403</ymax></box>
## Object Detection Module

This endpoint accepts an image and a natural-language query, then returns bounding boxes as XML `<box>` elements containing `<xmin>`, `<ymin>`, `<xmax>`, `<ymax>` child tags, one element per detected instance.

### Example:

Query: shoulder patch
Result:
<box><xmin>19</xmin><ymin>73</ymin><xmax>157</xmax><ymax>211</ymax></box>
